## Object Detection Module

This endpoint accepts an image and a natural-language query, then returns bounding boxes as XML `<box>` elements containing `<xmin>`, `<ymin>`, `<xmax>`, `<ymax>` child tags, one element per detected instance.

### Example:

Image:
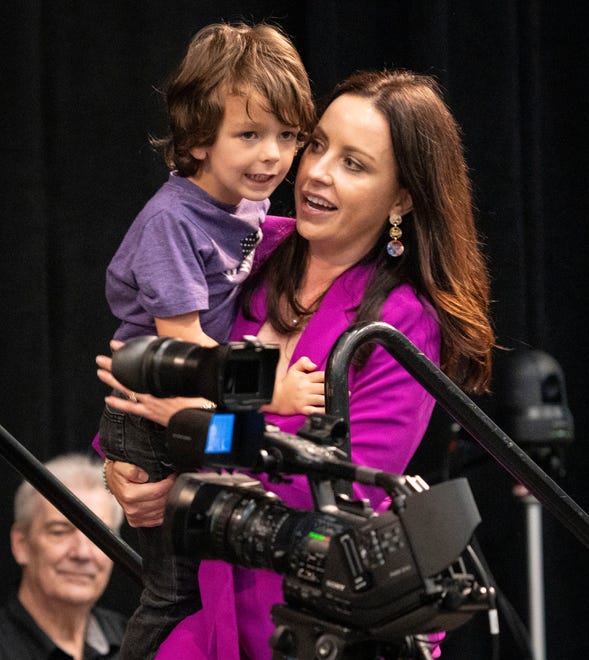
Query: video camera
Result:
<box><xmin>112</xmin><ymin>336</ymin><xmax>492</xmax><ymax>660</ymax></box>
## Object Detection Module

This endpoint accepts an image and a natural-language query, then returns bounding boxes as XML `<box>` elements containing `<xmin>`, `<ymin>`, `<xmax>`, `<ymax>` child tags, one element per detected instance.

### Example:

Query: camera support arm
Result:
<box><xmin>0</xmin><ymin>422</ymin><xmax>142</xmax><ymax>581</ymax></box>
<box><xmin>325</xmin><ymin>321</ymin><xmax>589</xmax><ymax>549</ymax></box>
<box><xmin>261</xmin><ymin>422</ymin><xmax>417</xmax><ymax>513</ymax></box>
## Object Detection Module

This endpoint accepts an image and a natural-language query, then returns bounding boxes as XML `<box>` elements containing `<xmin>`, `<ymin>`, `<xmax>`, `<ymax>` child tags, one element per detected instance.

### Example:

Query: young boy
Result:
<box><xmin>100</xmin><ymin>21</ymin><xmax>315</xmax><ymax>472</ymax></box>
<box><xmin>98</xmin><ymin>22</ymin><xmax>316</xmax><ymax>659</ymax></box>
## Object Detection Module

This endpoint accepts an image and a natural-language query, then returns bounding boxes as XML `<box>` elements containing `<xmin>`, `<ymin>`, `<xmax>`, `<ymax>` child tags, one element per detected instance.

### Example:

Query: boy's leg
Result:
<box><xmin>120</xmin><ymin>535</ymin><xmax>201</xmax><ymax>660</ymax></box>
<box><xmin>98</xmin><ymin>395</ymin><xmax>173</xmax><ymax>482</ymax></box>
<box><xmin>99</xmin><ymin>403</ymin><xmax>202</xmax><ymax>658</ymax></box>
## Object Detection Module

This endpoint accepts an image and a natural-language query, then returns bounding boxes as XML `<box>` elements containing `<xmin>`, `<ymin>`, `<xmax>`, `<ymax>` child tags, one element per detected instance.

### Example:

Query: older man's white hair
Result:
<box><xmin>13</xmin><ymin>452</ymin><xmax>124</xmax><ymax>533</ymax></box>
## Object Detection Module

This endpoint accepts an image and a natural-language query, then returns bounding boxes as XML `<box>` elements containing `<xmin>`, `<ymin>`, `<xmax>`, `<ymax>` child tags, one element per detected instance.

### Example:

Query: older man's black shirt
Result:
<box><xmin>0</xmin><ymin>596</ymin><xmax>126</xmax><ymax>659</ymax></box>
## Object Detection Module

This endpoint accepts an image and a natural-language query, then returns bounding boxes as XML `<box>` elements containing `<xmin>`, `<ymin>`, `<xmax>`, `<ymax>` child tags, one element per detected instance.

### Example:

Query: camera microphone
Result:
<box><xmin>262</xmin><ymin>422</ymin><xmax>416</xmax><ymax>497</ymax></box>
<box><xmin>165</xmin><ymin>407</ymin><xmax>418</xmax><ymax>502</ymax></box>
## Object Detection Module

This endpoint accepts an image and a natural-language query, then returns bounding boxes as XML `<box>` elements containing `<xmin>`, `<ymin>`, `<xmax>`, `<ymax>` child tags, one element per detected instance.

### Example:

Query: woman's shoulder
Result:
<box><xmin>262</xmin><ymin>215</ymin><xmax>296</xmax><ymax>241</ymax></box>
<box><xmin>376</xmin><ymin>284</ymin><xmax>441</xmax><ymax>364</ymax></box>
<box><xmin>255</xmin><ymin>215</ymin><xmax>296</xmax><ymax>264</ymax></box>
<box><xmin>382</xmin><ymin>283</ymin><xmax>439</xmax><ymax>330</ymax></box>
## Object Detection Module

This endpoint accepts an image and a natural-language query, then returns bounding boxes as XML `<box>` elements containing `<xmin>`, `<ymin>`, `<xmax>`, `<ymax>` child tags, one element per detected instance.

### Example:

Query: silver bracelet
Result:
<box><xmin>102</xmin><ymin>459</ymin><xmax>112</xmax><ymax>493</ymax></box>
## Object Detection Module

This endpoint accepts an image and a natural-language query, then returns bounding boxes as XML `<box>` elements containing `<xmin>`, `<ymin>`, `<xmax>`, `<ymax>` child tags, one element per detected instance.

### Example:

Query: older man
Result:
<box><xmin>0</xmin><ymin>453</ymin><xmax>127</xmax><ymax>659</ymax></box>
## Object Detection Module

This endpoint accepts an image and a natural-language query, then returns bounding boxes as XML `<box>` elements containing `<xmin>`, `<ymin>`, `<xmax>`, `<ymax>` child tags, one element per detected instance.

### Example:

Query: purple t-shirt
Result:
<box><xmin>106</xmin><ymin>173</ymin><xmax>269</xmax><ymax>342</ymax></box>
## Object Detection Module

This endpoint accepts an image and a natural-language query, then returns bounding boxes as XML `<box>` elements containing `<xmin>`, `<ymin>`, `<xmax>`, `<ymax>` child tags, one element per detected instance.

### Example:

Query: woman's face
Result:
<box><xmin>294</xmin><ymin>93</ymin><xmax>411</xmax><ymax>263</ymax></box>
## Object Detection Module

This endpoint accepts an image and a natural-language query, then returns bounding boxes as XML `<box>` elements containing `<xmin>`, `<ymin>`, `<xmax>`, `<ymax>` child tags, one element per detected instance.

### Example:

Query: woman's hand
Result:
<box><xmin>105</xmin><ymin>460</ymin><xmax>175</xmax><ymax>527</ymax></box>
<box><xmin>96</xmin><ymin>341</ymin><xmax>214</xmax><ymax>427</ymax></box>
<box><xmin>261</xmin><ymin>356</ymin><xmax>325</xmax><ymax>416</ymax></box>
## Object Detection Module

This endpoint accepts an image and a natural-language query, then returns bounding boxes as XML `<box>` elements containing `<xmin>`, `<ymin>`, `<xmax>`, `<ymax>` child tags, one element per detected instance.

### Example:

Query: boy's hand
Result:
<box><xmin>262</xmin><ymin>356</ymin><xmax>325</xmax><ymax>416</ymax></box>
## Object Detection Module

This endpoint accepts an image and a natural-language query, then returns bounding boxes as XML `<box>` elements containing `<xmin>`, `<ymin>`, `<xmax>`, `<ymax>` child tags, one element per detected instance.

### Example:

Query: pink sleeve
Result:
<box><xmin>347</xmin><ymin>287</ymin><xmax>441</xmax><ymax>505</ymax></box>
<box><xmin>91</xmin><ymin>432</ymin><xmax>105</xmax><ymax>458</ymax></box>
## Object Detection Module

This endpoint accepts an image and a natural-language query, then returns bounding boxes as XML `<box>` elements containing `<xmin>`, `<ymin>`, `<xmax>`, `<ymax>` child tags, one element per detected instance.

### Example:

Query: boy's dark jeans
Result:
<box><xmin>99</xmin><ymin>401</ymin><xmax>202</xmax><ymax>659</ymax></box>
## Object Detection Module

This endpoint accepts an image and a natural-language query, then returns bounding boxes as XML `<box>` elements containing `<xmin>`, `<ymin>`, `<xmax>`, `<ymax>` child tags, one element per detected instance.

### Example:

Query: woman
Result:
<box><xmin>97</xmin><ymin>69</ymin><xmax>494</xmax><ymax>659</ymax></box>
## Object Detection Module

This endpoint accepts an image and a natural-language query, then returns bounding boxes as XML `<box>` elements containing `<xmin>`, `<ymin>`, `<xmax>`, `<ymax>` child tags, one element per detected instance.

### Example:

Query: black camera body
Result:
<box><xmin>165</xmin><ymin>470</ymin><xmax>483</xmax><ymax>641</ymax></box>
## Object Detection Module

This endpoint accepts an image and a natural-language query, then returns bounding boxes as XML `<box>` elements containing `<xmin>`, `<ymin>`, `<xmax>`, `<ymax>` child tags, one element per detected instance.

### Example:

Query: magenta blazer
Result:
<box><xmin>156</xmin><ymin>216</ymin><xmax>442</xmax><ymax>659</ymax></box>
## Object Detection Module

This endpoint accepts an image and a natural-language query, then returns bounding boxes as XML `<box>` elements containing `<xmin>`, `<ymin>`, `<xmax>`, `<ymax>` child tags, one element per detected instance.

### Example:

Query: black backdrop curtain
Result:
<box><xmin>1</xmin><ymin>2</ymin><xmax>588</xmax><ymax>657</ymax></box>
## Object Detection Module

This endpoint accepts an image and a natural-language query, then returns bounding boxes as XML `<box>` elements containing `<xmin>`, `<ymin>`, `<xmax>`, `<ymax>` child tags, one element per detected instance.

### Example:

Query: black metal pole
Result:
<box><xmin>0</xmin><ymin>423</ymin><xmax>142</xmax><ymax>582</ymax></box>
<box><xmin>325</xmin><ymin>321</ymin><xmax>589</xmax><ymax>549</ymax></box>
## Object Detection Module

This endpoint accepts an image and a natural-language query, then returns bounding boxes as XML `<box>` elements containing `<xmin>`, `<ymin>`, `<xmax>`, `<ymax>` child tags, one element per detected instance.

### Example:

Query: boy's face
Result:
<box><xmin>189</xmin><ymin>93</ymin><xmax>299</xmax><ymax>206</ymax></box>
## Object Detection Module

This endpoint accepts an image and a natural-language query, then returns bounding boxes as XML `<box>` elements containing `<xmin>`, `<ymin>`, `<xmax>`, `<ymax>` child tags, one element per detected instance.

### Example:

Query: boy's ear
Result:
<box><xmin>189</xmin><ymin>146</ymin><xmax>207</xmax><ymax>161</ymax></box>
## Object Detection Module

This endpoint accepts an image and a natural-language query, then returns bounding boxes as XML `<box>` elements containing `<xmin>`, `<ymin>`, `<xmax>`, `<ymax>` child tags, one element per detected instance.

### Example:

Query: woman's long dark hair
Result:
<box><xmin>243</xmin><ymin>69</ymin><xmax>495</xmax><ymax>393</ymax></box>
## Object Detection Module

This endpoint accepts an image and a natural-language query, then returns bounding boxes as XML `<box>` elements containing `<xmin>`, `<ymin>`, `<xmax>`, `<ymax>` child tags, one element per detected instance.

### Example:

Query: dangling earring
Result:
<box><xmin>386</xmin><ymin>213</ymin><xmax>404</xmax><ymax>257</ymax></box>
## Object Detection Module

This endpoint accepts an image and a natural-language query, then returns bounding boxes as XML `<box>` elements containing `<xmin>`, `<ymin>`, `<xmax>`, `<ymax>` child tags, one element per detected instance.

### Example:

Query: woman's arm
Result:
<box><xmin>346</xmin><ymin>291</ymin><xmax>441</xmax><ymax>504</ymax></box>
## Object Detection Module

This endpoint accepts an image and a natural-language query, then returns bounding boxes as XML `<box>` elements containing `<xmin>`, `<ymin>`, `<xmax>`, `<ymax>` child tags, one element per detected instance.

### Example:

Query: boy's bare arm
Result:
<box><xmin>155</xmin><ymin>311</ymin><xmax>218</xmax><ymax>347</ymax></box>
